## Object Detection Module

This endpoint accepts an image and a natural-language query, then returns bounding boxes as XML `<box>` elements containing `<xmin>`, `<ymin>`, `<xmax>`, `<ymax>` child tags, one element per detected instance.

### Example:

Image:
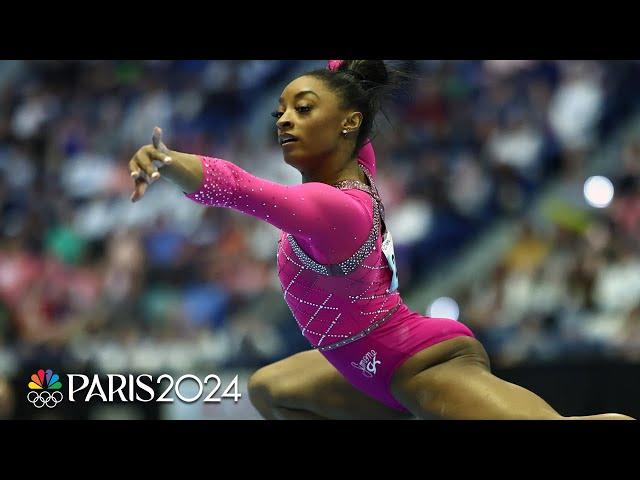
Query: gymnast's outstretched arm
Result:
<box><xmin>128</xmin><ymin>127</ymin><xmax>375</xmax><ymax>265</ymax></box>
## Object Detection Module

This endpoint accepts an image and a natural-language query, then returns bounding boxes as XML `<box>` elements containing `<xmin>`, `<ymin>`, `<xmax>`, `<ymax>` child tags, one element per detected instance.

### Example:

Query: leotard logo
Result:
<box><xmin>351</xmin><ymin>350</ymin><xmax>381</xmax><ymax>378</ymax></box>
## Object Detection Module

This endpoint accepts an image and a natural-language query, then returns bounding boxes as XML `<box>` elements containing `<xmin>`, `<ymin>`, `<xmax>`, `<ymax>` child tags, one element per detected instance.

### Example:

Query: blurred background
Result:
<box><xmin>2</xmin><ymin>60</ymin><xmax>640</xmax><ymax>419</ymax></box>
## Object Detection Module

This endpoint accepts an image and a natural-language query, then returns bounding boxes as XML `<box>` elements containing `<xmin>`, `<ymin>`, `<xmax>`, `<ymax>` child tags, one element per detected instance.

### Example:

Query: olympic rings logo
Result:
<box><xmin>27</xmin><ymin>390</ymin><xmax>64</xmax><ymax>409</ymax></box>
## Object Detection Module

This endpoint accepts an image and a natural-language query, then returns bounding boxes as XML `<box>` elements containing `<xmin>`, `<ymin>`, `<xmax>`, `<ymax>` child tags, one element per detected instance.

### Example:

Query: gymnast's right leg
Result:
<box><xmin>248</xmin><ymin>349</ymin><xmax>412</xmax><ymax>420</ymax></box>
<box><xmin>390</xmin><ymin>336</ymin><xmax>635</xmax><ymax>420</ymax></box>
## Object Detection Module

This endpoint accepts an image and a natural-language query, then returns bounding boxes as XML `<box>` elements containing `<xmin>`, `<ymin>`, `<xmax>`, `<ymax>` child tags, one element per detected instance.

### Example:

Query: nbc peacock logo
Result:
<box><xmin>27</xmin><ymin>369</ymin><xmax>64</xmax><ymax>408</ymax></box>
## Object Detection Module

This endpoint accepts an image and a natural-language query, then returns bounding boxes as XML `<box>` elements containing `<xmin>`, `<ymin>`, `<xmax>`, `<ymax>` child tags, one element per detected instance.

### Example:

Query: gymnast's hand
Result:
<box><xmin>128</xmin><ymin>127</ymin><xmax>173</xmax><ymax>202</ymax></box>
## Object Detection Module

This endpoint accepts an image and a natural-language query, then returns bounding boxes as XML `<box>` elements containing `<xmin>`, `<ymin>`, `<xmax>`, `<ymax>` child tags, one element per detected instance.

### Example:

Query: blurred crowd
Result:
<box><xmin>461</xmin><ymin>136</ymin><xmax>640</xmax><ymax>367</ymax></box>
<box><xmin>1</xmin><ymin>59</ymin><xmax>640</xmax><ymax>402</ymax></box>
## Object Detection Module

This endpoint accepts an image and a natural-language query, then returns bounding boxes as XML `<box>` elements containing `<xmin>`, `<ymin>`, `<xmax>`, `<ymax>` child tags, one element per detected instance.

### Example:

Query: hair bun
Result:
<box><xmin>340</xmin><ymin>60</ymin><xmax>389</xmax><ymax>90</ymax></box>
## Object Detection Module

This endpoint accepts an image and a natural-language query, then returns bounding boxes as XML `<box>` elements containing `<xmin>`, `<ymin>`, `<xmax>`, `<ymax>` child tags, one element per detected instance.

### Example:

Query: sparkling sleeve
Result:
<box><xmin>184</xmin><ymin>155</ymin><xmax>374</xmax><ymax>264</ymax></box>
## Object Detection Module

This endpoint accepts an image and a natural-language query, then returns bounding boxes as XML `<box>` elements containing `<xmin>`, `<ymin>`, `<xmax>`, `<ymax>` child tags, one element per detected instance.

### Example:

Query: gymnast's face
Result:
<box><xmin>273</xmin><ymin>75</ymin><xmax>358</xmax><ymax>170</ymax></box>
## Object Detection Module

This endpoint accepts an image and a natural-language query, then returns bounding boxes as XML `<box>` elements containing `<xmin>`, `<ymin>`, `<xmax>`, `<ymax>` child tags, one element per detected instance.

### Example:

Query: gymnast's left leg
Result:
<box><xmin>248</xmin><ymin>349</ymin><xmax>413</xmax><ymax>420</ymax></box>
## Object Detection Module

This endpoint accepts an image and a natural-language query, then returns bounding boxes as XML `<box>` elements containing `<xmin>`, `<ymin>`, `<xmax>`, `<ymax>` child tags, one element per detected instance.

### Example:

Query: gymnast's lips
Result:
<box><xmin>279</xmin><ymin>134</ymin><xmax>299</xmax><ymax>146</ymax></box>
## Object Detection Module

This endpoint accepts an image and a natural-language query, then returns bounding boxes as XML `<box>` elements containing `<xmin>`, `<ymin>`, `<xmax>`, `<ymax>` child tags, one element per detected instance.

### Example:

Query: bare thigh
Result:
<box><xmin>390</xmin><ymin>336</ymin><xmax>563</xmax><ymax>420</ymax></box>
<box><xmin>248</xmin><ymin>349</ymin><xmax>412</xmax><ymax>420</ymax></box>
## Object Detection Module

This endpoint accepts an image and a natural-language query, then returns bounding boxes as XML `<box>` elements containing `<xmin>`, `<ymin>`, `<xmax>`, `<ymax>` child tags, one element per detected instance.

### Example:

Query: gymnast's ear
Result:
<box><xmin>342</xmin><ymin>111</ymin><xmax>362</xmax><ymax>133</ymax></box>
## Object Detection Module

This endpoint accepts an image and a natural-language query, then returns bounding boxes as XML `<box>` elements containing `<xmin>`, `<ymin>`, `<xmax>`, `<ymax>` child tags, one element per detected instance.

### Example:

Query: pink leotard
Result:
<box><xmin>184</xmin><ymin>141</ymin><xmax>474</xmax><ymax>412</ymax></box>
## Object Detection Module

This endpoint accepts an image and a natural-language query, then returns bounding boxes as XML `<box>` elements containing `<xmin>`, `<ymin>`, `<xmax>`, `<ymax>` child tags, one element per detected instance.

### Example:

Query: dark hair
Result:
<box><xmin>304</xmin><ymin>60</ymin><xmax>403</xmax><ymax>155</ymax></box>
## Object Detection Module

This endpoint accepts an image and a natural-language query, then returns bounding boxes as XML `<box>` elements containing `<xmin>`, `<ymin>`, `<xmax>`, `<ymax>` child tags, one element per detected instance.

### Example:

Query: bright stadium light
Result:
<box><xmin>428</xmin><ymin>297</ymin><xmax>460</xmax><ymax>321</ymax></box>
<box><xmin>583</xmin><ymin>175</ymin><xmax>614</xmax><ymax>208</ymax></box>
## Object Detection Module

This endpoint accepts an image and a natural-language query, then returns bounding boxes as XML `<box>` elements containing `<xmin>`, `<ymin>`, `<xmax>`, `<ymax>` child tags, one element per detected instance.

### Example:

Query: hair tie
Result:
<box><xmin>327</xmin><ymin>60</ymin><xmax>367</xmax><ymax>83</ymax></box>
<box><xmin>327</xmin><ymin>60</ymin><xmax>345</xmax><ymax>71</ymax></box>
